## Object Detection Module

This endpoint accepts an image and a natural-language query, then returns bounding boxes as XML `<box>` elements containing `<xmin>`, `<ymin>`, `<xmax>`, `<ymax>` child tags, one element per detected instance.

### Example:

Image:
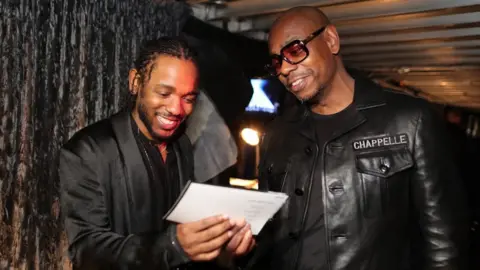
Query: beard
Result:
<box><xmin>294</xmin><ymin>84</ymin><xmax>326</xmax><ymax>105</ymax></box>
<box><xmin>298</xmin><ymin>73</ymin><xmax>334</xmax><ymax>105</ymax></box>
<box><xmin>297</xmin><ymin>88</ymin><xmax>322</xmax><ymax>103</ymax></box>
<box><xmin>138</xmin><ymin>102</ymin><xmax>161</xmax><ymax>141</ymax></box>
<box><xmin>137</xmin><ymin>101</ymin><xmax>185</xmax><ymax>142</ymax></box>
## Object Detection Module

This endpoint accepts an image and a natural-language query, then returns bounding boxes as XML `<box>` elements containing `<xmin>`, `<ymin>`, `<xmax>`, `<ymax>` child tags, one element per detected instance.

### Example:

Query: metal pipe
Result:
<box><xmin>205</xmin><ymin>0</ymin><xmax>480</xmax><ymax>30</ymax></box>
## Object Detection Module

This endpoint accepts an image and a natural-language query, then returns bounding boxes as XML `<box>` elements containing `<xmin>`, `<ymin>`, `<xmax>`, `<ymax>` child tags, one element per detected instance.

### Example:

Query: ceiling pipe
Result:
<box><xmin>209</xmin><ymin>12</ymin><xmax>480</xmax><ymax>41</ymax></box>
<box><xmin>195</xmin><ymin>0</ymin><xmax>480</xmax><ymax>31</ymax></box>
<box><xmin>365</xmin><ymin>66</ymin><xmax>480</xmax><ymax>73</ymax></box>
<box><xmin>191</xmin><ymin>4</ymin><xmax>220</xmax><ymax>21</ymax></box>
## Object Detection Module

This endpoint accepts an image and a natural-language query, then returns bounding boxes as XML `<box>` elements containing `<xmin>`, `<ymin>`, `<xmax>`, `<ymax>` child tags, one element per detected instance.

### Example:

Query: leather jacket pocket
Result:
<box><xmin>259</xmin><ymin>160</ymin><xmax>292</xmax><ymax>237</ymax></box>
<box><xmin>261</xmin><ymin>161</ymin><xmax>291</xmax><ymax>193</ymax></box>
<box><xmin>355</xmin><ymin>147</ymin><xmax>413</xmax><ymax>218</ymax></box>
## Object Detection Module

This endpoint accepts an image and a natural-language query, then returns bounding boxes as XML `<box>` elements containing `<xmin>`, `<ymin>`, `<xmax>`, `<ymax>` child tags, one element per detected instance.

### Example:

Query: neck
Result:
<box><xmin>310</xmin><ymin>63</ymin><xmax>355</xmax><ymax>115</ymax></box>
<box><xmin>158</xmin><ymin>142</ymin><xmax>168</xmax><ymax>150</ymax></box>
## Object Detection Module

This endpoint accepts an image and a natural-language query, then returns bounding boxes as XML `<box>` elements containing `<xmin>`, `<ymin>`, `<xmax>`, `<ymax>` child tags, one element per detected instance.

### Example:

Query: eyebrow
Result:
<box><xmin>154</xmin><ymin>83</ymin><xmax>175</xmax><ymax>92</ymax></box>
<box><xmin>153</xmin><ymin>84</ymin><xmax>200</xmax><ymax>97</ymax></box>
<box><xmin>186</xmin><ymin>90</ymin><xmax>200</xmax><ymax>97</ymax></box>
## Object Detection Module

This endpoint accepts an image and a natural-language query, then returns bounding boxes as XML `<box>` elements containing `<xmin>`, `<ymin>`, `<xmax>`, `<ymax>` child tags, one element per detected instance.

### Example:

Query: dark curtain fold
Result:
<box><xmin>0</xmin><ymin>0</ymin><xmax>190</xmax><ymax>268</ymax></box>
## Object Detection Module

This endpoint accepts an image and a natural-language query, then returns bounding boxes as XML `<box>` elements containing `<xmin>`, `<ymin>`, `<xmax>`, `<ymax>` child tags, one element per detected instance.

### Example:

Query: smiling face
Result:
<box><xmin>130</xmin><ymin>55</ymin><xmax>199</xmax><ymax>141</ymax></box>
<box><xmin>269</xmin><ymin>12</ymin><xmax>339</xmax><ymax>102</ymax></box>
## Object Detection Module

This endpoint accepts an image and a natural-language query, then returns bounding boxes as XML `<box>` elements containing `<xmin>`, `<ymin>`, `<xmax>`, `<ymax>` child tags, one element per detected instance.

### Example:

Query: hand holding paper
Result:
<box><xmin>165</xmin><ymin>182</ymin><xmax>289</xmax><ymax>235</ymax></box>
<box><xmin>176</xmin><ymin>214</ymin><xmax>234</xmax><ymax>261</ymax></box>
<box><xmin>225</xmin><ymin>220</ymin><xmax>256</xmax><ymax>256</ymax></box>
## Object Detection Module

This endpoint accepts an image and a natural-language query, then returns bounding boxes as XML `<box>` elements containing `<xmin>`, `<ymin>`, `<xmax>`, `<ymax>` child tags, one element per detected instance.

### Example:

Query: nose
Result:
<box><xmin>166</xmin><ymin>96</ymin><xmax>185</xmax><ymax>117</ymax></box>
<box><xmin>279</xmin><ymin>60</ymin><xmax>297</xmax><ymax>77</ymax></box>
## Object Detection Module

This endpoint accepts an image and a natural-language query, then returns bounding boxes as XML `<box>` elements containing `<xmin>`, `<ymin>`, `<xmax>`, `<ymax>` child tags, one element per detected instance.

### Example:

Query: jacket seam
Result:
<box><xmin>114</xmin><ymin>234</ymin><xmax>137</xmax><ymax>262</ymax></box>
<box><xmin>321</xmin><ymin>143</ymin><xmax>332</xmax><ymax>270</ymax></box>
<box><xmin>412</xmin><ymin>109</ymin><xmax>423</xmax><ymax>160</ymax></box>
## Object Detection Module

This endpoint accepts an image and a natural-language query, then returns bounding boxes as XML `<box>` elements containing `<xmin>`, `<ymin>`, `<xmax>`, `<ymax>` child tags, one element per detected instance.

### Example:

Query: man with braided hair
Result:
<box><xmin>59</xmin><ymin>37</ymin><xmax>254</xmax><ymax>270</ymax></box>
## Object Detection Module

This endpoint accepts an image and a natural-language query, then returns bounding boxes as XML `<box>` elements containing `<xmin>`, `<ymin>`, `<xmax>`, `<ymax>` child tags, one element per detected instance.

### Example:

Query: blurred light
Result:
<box><xmin>241</xmin><ymin>128</ymin><xmax>260</xmax><ymax>146</ymax></box>
<box><xmin>246</xmin><ymin>79</ymin><xmax>276</xmax><ymax>113</ymax></box>
<box><xmin>229</xmin><ymin>178</ymin><xmax>258</xmax><ymax>189</ymax></box>
<box><xmin>397</xmin><ymin>67</ymin><xmax>410</xmax><ymax>74</ymax></box>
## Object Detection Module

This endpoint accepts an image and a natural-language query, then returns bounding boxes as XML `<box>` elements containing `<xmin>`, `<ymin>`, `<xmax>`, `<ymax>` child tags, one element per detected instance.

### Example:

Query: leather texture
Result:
<box><xmin>249</xmin><ymin>77</ymin><xmax>469</xmax><ymax>270</ymax></box>
<box><xmin>59</xmin><ymin>111</ymin><xmax>195</xmax><ymax>270</ymax></box>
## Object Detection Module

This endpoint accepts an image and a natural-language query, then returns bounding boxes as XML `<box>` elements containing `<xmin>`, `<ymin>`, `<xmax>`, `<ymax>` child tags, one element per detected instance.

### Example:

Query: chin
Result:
<box><xmin>153</xmin><ymin>121</ymin><xmax>186</xmax><ymax>141</ymax></box>
<box><xmin>153</xmin><ymin>130</ymin><xmax>175</xmax><ymax>141</ymax></box>
<box><xmin>154</xmin><ymin>126</ymin><xmax>185</xmax><ymax>141</ymax></box>
<box><xmin>295</xmin><ymin>88</ymin><xmax>319</xmax><ymax>102</ymax></box>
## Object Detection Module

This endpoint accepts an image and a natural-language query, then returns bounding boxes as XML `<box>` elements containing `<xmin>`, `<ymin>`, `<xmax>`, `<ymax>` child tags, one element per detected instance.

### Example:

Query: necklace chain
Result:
<box><xmin>137</xmin><ymin>127</ymin><xmax>168</xmax><ymax>154</ymax></box>
<box><xmin>159</xmin><ymin>145</ymin><xmax>168</xmax><ymax>153</ymax></box>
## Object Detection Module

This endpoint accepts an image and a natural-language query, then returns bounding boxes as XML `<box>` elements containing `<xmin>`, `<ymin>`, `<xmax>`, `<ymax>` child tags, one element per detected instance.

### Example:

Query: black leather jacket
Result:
<box><xmin>249</xmin><ymin>78</ymin><xmax>469</xmax><ymax>270</ymax></box>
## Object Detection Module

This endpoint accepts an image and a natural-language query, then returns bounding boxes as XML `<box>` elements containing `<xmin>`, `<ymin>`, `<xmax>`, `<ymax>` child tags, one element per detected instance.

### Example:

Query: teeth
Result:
<box><xmin>157</xmin><ymin>116</ymin><xmax>174</xmax><ymax>125</ymax></box>
<box><xmin>292</xmin><ymin>79</ymin><xmax>302</xmax><ymax>87</ymax></box>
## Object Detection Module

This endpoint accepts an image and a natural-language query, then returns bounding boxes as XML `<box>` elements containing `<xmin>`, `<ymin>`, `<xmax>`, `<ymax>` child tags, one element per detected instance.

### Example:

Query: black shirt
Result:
<box><xmin>297</xmin><ymin>103</ymin><xmax>356</xmax><ymax>270</ymax></box>
<box><xmin>130</xmin><ymin>116</ymin><xmax>180</xmax><ymax>231</ymax></box>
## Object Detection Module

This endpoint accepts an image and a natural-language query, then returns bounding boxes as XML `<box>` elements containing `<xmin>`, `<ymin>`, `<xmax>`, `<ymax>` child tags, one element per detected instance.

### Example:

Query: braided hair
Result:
<box><xmin>125</xmin><ymin>37</ymin><xmax>198</xmax><ymax>109</ymax></box>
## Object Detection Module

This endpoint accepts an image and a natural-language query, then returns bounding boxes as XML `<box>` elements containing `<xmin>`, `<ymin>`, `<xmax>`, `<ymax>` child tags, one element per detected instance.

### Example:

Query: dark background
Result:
<box><xmin>1</xmin><ymin>1</ymin><xmax>479</xmax><ymax>269</ymax></box>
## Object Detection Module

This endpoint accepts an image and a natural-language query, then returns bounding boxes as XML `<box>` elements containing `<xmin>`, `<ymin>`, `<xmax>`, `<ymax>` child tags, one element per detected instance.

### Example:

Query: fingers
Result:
<box><xmin>226</xmin><ymin>223</ymin><xmax>249</xmax><ymax>251</ymax></box>
<box><xmin>233</xmin><ymin>227</ymin><xmax>254</xmax><ymax>256</ymax></box>
<box><xmin>195</xmin><ymin>219</ymin><xmax>234</xmax><ymax>243</ymax></box>
<box><xmin>233</xmin><ymin>218</ymin><xmax>246</xmax><ymax>228</ymax></box>
<box><xmin>189</xmin><ymin>229</ymin><xmax>232</xmax><ymax>255</ymax></box>
<box><xmin>177</xmin><ymin>216</ymin><xmax>253</xmax><ymax>262</ymax></box>
<box><xmin>177</xmin><ymin>216</ymin><xmax>231</xmax><ymax>258</ymax></box>
<box><xmin>191</xmin><ymin>248</ymin><xmax>222</xmax><ymax>261</ymax></box>
<box><xmin>189</xmin><ymin>215</ymin><xmax>229</xmax><ymax>232</ymax></box>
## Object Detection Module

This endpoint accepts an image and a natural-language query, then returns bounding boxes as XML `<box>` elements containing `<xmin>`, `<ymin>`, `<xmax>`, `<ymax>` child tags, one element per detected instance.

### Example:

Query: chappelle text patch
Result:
<box><xmin>352</xmin><ymin>134</ymin><xmax>409</xmax><ymax>151</ymax></box>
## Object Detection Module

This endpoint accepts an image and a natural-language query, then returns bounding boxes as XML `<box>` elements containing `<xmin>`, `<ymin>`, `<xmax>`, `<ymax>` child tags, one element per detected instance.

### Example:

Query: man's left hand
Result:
<box><xmin>225</xmin><ymin>219</ymin><xmax>256</xmax><ymax>256</ymax></box>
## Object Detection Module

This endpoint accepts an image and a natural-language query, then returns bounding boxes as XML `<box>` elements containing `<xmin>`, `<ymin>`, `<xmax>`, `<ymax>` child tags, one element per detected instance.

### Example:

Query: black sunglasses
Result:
<box><xmin>265</xmin><ymin>26</ymin><xmax>327</xmax><ymax>77</ymax></box>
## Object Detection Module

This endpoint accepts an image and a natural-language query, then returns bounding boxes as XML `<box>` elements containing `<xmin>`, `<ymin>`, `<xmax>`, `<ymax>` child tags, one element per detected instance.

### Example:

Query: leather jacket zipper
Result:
<box><xmin>292</xmin><ymin>143</ymin><xmax>320</xmax><ymax>270</ymax></box>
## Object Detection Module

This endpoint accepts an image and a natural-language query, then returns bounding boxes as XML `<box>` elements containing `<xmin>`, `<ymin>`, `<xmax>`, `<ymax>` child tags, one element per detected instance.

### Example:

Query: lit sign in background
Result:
<box><xmin>232</xmin><ymin>79</ymin><xmax>281</xmax><ymax>189</ymax></box>
<box><xmin>245</xmin><ymin>79</ymin><xmax>278</xmax><ymax>114</ymax></box>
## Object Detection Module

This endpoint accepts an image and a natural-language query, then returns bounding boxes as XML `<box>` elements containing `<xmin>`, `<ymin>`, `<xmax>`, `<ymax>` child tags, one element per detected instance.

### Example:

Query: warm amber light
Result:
<box><xmin>241</xmin><ymin>128</ymin><xmax>259</xmax><ymax>146</ymax></box>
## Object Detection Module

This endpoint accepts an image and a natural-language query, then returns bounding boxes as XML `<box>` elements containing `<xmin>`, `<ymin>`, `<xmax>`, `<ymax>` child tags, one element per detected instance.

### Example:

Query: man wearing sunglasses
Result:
<box><xmin>250</xmin><ymin>6</ymin><xmax>468</xmax><ymax>270</ymax></box>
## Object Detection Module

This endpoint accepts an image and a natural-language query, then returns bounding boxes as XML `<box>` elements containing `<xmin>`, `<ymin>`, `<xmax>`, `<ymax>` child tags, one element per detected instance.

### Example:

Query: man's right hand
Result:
<box><xmin>176</xmin><ymin>215</ymin><xmax>234</xmax><ymax>261</ymax></box>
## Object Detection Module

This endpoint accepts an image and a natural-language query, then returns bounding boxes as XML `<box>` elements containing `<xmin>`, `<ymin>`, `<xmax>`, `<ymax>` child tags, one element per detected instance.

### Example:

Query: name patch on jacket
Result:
<box><xmin>352</xmin><ymin>134</ymin><xmax>408</xmax><ymax>150</ymax></box>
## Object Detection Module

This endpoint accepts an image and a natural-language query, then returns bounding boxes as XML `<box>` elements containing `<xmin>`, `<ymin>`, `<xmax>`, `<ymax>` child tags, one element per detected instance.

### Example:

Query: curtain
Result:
<box><xmin>186</xmin><ymin>90</ymin><xmax>238</xmax><ymax>183</ymax></box>
<box><xmin>0</xmin><ymin>0</ymin><xmax>190</xmax><ymax>268</ymax></box>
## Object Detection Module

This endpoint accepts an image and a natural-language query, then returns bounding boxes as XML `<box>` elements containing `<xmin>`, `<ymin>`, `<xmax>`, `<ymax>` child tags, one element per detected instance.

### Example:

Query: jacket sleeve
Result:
<box><xmin>411</xmin><ymin>106</ymin><xmax>469</xmax><ymax>269</ymax></box>
<box><xmin>59</xmin><ymin>141</ymin><xmax>190</xmax><ymax>269</ymax></box>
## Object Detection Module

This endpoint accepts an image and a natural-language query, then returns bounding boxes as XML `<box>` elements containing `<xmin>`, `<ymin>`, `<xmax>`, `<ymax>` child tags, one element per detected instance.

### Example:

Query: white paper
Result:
<box><xmin>164</xmin><ymin>182</ymin><xmax>289</xmax><ymax>235</ymax></box>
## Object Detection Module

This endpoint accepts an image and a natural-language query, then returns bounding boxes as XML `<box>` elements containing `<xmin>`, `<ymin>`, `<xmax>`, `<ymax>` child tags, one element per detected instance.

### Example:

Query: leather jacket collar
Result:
<box><xmin>284</xmin><ymin>76</ymin><xmax>387</xmax><ymax>123</ymax></box>
<box><xmin>282</xmin><ymin>76</ymin><xmax>387</xmax><ymax>142</ymax></box>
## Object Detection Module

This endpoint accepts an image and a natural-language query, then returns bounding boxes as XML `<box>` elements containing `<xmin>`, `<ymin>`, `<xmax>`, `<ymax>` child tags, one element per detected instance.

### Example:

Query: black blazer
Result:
<box><xmin>59</xmin><ymin>111</ymin><xmax>195</xmax><ymax>269</ymax></box>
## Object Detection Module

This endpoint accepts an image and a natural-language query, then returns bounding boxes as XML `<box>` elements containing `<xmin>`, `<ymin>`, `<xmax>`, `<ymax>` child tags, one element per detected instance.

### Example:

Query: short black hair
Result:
<box><xmin>125</xmin><ymin>37</ymin><xmax>198</xmax><ymax>109</ymax></box>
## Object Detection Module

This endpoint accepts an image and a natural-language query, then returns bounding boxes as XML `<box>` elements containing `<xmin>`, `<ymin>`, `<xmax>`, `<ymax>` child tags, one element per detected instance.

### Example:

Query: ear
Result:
<box><xmin>128</xmin><ymin>69</ymin><xmax>140</xmax><ymax>95</ymax></box>
<box><xmin>323</xmin><ymin>25</ymin><xmax>340</xmax><ymax>55</ymax></box>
